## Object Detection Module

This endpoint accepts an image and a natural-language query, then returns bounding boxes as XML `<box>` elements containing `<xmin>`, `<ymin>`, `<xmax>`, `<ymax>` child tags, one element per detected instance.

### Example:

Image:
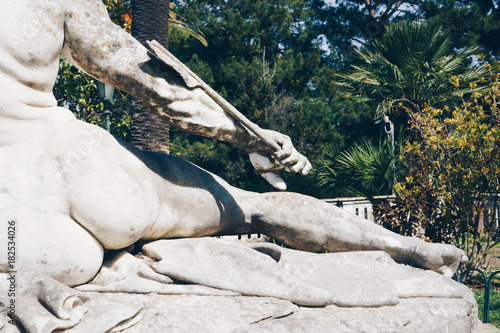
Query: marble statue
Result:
<box><xmin>0</xmin><ymin>0</ymin><xmax>468</xmax><ymax>291</ymax></box>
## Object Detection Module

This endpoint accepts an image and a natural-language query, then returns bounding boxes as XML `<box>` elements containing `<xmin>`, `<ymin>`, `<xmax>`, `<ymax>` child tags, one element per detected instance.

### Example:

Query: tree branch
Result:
<box><xmin>383</xmin><ymin>1</ymin><xmax>404</xmax><ymax>21</ymax></box>
<box><xmin>351</xmin><ymin>37</ymin><xmax>369</xmax><ymax>47</ymax></box>
<box><xmin>364</xmin><ymin>0</ymin><xmax>377</xmax><ymax>19</ymax></box>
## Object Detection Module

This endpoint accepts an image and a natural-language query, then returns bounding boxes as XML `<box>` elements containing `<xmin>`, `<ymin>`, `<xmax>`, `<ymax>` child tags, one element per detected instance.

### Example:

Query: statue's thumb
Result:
<box><xmin>260</xmin><ymin>172</ymin><xmax>287</xmax><ymax>191</ymax></box>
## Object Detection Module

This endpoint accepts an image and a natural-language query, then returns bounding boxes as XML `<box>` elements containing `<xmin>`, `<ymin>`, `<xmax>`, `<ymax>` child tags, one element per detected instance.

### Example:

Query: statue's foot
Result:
<box><xmin>410</xmin><ymin>241</ymin><xmax>468</xmax><ymax>278</ymax></box>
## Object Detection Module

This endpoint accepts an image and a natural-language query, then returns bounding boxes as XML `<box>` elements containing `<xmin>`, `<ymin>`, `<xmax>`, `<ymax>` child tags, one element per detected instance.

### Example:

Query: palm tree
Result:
<box><xmin>337</xmin><ymin>17</ymin><xmax>487</xmax><ymax>125</ymax></box>
<box><xmin>317</xmin><ymin>133</ymin><xmax>402</xmax><ymax>200</ymax></box>
<box><xmin>129</xmin><ymin>0</ymin><xmax>171</xmax><ymax>153</ymax></box>
<box><xmin>330</xmin><ymin>18</ymin><xmax>489</xmax><ymax>237</ymax></box>
<box><xmin>129</xmin><ymin>1</ymin><xmax>207</xmax><ymax>153</ymax></box>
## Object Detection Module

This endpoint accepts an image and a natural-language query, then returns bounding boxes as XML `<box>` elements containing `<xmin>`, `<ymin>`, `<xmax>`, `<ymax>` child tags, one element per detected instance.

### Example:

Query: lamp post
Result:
<box><xmin>384</xmin><ymin>115</ymin><xmax>394</xmax><ymax>153</ymax></box>
<box><xmin>384</xmin><ymin>115</ymin><xmax>396</xmax><ymax>195</ymax></box>
<box><xmin>96</xmin><ymin>81</ymin><xmax>115</xmax><ymax>133</ymax></box>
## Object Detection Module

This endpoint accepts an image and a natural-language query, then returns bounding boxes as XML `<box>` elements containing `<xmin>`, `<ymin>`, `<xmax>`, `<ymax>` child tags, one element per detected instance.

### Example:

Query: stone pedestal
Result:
<box><xmin>0</xmin><ymin>239</ymin><xmax>484</xmax><ymax>332</ymax></box>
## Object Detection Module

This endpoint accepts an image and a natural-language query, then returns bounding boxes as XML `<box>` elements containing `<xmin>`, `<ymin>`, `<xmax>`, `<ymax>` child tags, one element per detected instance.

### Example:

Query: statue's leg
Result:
<box><xmin>97</xmin><ymin>137</ymin><xmax>466</xmax><ymax>277</ymax></box>
<box><xmin>114</xmin><ymin>142</ymin><xmax>466</xmax><ymax>277</ymax></box>
<box><xmin>237</xmin><ymin>191</ymin><xmax>467</xmax><ymax>277</ymax></box>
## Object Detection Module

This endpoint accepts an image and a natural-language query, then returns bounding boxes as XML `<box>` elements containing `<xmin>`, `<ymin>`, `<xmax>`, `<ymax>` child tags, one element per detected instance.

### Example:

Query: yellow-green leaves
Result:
<box><xmin>397</xmin><ymin>66</ymin><xmax>500</xmax><ymax>270</ymax></box>
<box><xmin>450</xmin><ymin>75</ymin><xmax>460</xmax><ymax>89</ymax></box>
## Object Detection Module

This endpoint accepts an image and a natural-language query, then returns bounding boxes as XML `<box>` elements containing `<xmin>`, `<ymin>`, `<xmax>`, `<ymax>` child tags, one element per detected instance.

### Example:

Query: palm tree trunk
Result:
<box><xmin>129</xmin><ymin>0</ymin><xmax>170</xmax><ymax>153</ymax></box>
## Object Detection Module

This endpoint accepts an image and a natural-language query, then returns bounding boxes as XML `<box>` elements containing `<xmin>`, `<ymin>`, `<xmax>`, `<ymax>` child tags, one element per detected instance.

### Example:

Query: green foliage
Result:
<box><xmin>474</xmin><ymin>289</ymin><xmax>500</xmax><ymax>327</ymax></box>
<box><xmin>102</xmin><ymin>0</ymin><xmax>133</xmax><ymax>32</ymax></box>
<box><xmin>337</xmin><ymin>18</ymin><xmax>488</xmax><ymax>122</ymax></box>
<box><xmin>396</xmin><ymin>64</ymin><xmax>500</xmax><ymax>270</ymax></box>
<box><xmin>316</xmin><ymin>132</ymin><xmax>401</xmax><ymax>199</ymax></box>
<box><xmin>315</xmin><ymin>0</ymin><xmax>500</xmax><ymax>62</ymax></box>
<box><xmin>54</xmin><ymin>58</ymin><xmax>132</xmax><ymax>139</ymax></box>
<box><xmin>168</xmin><ymin>3</ymin><xmax>208</xmax><ymax>46</ymax></box>
<box><xmin>415</xmin><ymin>0</ymin><xmax>500</xmax><ymax>60</ymax></box>
<box><xmin>168</xmin><ymin>0</ymin><xmax>378</xmax><ymax>195</ymax></box>
<box><xmin>312</xmin><ymin>0</ymin><xmax>413</xmax><ymax>62</ymax></box>
<box><xmin>320</xmin><ymin>18</ymin><xmax>486</xmax><ymax>202</ymax></box>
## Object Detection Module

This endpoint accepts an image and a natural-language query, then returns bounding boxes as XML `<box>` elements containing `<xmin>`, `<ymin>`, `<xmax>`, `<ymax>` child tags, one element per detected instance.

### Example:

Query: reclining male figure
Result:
<box><xmin>0</xmin><ymin>0</ymin><xmax>466</xmax><ymax>287</ymax></box>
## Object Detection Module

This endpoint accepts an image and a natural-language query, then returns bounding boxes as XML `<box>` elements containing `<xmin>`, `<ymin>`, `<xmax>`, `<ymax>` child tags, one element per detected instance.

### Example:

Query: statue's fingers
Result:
<box><xmin>279</xmin><ymin>150</ymin><xmax>301</xmax><ymax>166</ymax></box>
<box><xmin>271</xmin><ymin>134</ymin><xmax>293</xmax><ymax>159</ymax></box>
<box><xmin>299</xmin><ymin>159</ymin><xmax>312</xmax><ymax>175</ymax></box>
<box><xmin>249</xmin><ymin>152</ymin><xmax>280</xmax><ymax>171</ymax></box>
<box><xmin>437</xmin><ymin>266</ymin><xmax>455</xmax><ymax>278</ymax></box>
<box><xmin>260</xmin><ymin>172</ymin><xmax>287</xmax><ymax>191</ymax></box>
<box><xmin>286</xmin><ymin>155</ymin><xmax>312</xmax><ymax>175</ymax></box>
<box><xmin>288</xmin><ymin>156</ymin><xmax>307</xmax><ymax>173</ymax></box>
<box><xmin>273</xmin><ymin>148</ymin><xmax>292</xmax><ymax>161</ymax></box>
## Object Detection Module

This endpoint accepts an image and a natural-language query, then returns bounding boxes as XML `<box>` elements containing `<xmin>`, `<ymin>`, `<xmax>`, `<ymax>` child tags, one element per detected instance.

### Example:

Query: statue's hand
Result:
<box><xmin>248</xmin><ymin>130</ymin><xmax>312</xmax><ymax>191</ymax></box>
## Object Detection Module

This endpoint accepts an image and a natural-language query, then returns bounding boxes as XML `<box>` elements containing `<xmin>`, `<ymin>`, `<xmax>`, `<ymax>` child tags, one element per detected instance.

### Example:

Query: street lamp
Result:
<box><xmin>96</xmin><ymin>81</ymin><xmax>115</xmax><ymax>133</ymax></box>
<box><xmin>384</xmin><ymin>115</ymin><xmax>396</xmax><ymax>195</ymax></box>
<box><xmin>384</xmin><ymin>115</ymin><xmax>394</xmax><ymax>153</ymax></box>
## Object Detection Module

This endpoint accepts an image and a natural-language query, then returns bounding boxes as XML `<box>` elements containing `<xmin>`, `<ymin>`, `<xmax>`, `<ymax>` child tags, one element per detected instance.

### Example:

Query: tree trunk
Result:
<box><xmin>129</xmin><ymin>0</ymin><xmax>170</xmax><ymax>153</ymax></box>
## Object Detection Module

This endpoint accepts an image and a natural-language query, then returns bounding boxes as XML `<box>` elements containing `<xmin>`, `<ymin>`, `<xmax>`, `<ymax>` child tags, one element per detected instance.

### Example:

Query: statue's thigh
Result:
<box><xmin>57</xmin><ymin>127</ymin><xmax>161</xmax><ymax>250</ymax></box>
<box><xmin>54</xmin><ymin>120</ymin><xmax>248</xmax><ymax>245</ymax></box>
<box><xmin>1</xmin><ymin>208</ymin><xmax>103</xmax><ymax>287</ymax></box>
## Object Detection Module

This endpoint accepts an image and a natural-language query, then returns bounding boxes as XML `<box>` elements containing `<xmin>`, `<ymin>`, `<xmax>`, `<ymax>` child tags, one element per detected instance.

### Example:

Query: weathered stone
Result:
<box><xmin>1</xmin><ymin>239</ymin><xmax>482</xmax><ymax>332</ymax></box>
<box><xmin>89</xmin><ymin>293</ymin><xmax>299</xmax><ymax>333</ymax></box>
<box><xmin>0</xmin><ymin>289</ymin><xmax>485</xmax><ymax>333</ymax></box>
<box><xmin>142</xmin><ymin>238</ymin><xmax>472</xmax><ymax>307</ymax></box>
<box><xmin>1</xmin><ymin>0</ymin><xmax>467</xmax><ymax>291</ymax></box>
<box><xmin>236</xmin><ymin>298</ymin><xmax>477</xmax><ymax>333</ymax></box>
<box><xmin>477</xmin><ymin>322</ymin><xmax>500</xmax><ymax>333</ymax></box>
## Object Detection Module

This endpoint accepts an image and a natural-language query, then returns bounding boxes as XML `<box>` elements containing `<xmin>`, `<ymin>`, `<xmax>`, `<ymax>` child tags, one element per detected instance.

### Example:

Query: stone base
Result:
<box><xmin>478</xmin><ymin>322</ymin><xmax>500</xmax><ymax>333</ymax></box>
<box><xmin>0</xmin><ymin>291</ymin><xmax>487</xmax><ymax>332</ymax></box>
<box><xmin>0</xmin><ymin>239</ymin><xmax>485</xmax><ymax>332</ymax></box>
<box><xmin>72</xmin><ymin>292</ymin><xmax>479</xmax><ymax>332</ymax></box>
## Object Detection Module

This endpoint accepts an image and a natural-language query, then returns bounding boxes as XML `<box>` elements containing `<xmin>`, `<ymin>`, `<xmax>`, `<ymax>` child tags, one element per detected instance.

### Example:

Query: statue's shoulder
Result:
<box><xmin>62</xmin><ymin>0</ymin><xmax>109</xmax><ymax>17</ymax></box>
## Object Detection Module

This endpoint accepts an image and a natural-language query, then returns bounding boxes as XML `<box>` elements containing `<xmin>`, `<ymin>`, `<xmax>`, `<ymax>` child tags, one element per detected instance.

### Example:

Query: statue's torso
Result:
<box><xmin>0</xmin><ymin>0</ymin><xmax>67</xmax><ymax>108</ymax></box>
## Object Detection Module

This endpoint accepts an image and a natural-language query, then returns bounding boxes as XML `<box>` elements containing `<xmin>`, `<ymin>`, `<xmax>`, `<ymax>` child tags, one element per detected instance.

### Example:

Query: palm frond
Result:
<box><xmin>169</xmin><ymin>3</ymin><xmax>208</xmax><ymax>47</ymax></box>
<box><xmin>336</xmin><ymin>17</ymin><xmax>488</xmax><ymax>112</ymax></box>
<box><xmin>317</xmin><ymin>134</ymin><xmax>400</xmax><ymax>199</ymax></box>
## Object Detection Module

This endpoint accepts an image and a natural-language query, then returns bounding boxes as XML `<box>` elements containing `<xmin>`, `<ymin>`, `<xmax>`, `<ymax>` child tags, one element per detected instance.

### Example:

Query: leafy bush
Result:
<box><xmin>395</xmin><ymin>62</ymin><xmax>500</xmax><ymax>271</ymax></box>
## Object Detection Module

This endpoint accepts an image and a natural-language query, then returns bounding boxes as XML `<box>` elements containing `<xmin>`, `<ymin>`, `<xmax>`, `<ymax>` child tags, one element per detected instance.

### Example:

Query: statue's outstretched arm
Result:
<box><xmin>61</xmin><ymin>0</ymin><xmax>251</xmax><ymax>145</ymax></box>
<box><xmin>61</xmin><ymin>0</ymin><xmax>311</xmax><ymax>188</ymax></box>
